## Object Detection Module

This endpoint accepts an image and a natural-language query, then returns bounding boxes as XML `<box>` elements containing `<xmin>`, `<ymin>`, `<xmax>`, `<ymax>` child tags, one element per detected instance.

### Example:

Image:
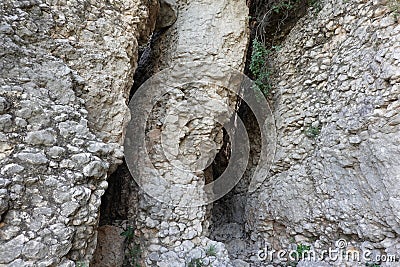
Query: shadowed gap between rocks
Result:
<box><xmin>208</xmin><ymin>0</ymin><xmax>315</xmax><ymax>263</ymax></box>
<box><xmin>99</xmin><ymin>27</ymin><xmax>165</xmax><ymax>226</ymax></box>
<box><xmin>95</xmin><ymin>28</ymin><xmax>167</xmax><ymax>267</ymax></box>
<box><xmin>96</xmin><ymin>0</ymin><xmax>312</xmax><ymax>264</ymax></box>
<box><xmin>207</xmin><ymin>100</ymin><xmax>262</xmax><ymax>261</ymax></box>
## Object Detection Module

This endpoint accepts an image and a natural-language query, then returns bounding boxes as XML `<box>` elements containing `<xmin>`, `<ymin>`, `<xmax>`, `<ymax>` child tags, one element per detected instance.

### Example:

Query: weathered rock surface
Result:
<box><xmin>243</xmin><ymin>0</ymin><xmax>400</xmax><ymax>265</ymax></box>
<box><xmin>0</xmin><ymin>0</ymin><xmax>157</xmax><ymax>265</ymax></box>
<box><xmin>49</xmin><ymin>0</ymin><xmax>158</xmax><ymax>145</ymax></box>
<box><xmin>3</xmin><ymin>0</ymin><xmax>399</xmax><ymax>266</ymax></box>
<box><xmin>130</xmin><ymin>0</ymin><xmax>250</xmax><ymax>266</ymax></box>
<box><xmin>91</xmin><ymin>225</ymin><xmax>126</xmax><ymax>267</ymax></box>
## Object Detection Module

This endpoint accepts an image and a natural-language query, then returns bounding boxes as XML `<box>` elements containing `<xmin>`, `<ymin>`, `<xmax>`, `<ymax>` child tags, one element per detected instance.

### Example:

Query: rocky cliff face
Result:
<box><xmin>244</xmin><ymin>0</ymin><xmax>400</xmax><ymax>265</ymax></box>
<box><xmin>1</xmin><ymin>0</ymin><xmax>400</xmax><ymax>266</ymax></box>
<box><xmin>0</xmin><ymin>0</ymin><xmax>157</xmax><ymax>265</ymax></box>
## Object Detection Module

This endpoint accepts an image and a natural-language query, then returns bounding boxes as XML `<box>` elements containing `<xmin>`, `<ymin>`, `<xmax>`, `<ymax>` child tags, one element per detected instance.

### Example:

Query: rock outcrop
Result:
<box><xmin>0</xmin><ymin>0</ymin><xmax>157</xmax><ymax>265</ymax></box>
<box><xmin>2</xmin><ymin>0</ymin><xmax>400</xmax><ymax>266</ymax></box>
<box><xmin>243</xmin><ymin>0</ymin><xmax>400</xmax><ymax>265</ymax></box>
<box><xmin>126</xmin><ymin>0</ymin><xmax>250</xmax><ymax>266</ymax></box>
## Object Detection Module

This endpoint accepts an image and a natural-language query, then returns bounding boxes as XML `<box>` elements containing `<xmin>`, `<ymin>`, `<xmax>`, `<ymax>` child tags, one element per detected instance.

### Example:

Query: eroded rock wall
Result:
<box><xmin>0</xmin><ymin>0</ymin><xmax>157</xmax><ymax>265</ymax></box>
<box><xmin>131</xmin><ymin>0</ymin><xmax>249</xmax><ymax>266</ymax></box>
<box><xmin>246</xmin><ymin>0</ymin><xmax>400</xmax><ymax>265</ymax></box>
<box><xmin>49</xmin><ymin>0</ymin><xmax>158</xmax><ymax>145</ymax></box>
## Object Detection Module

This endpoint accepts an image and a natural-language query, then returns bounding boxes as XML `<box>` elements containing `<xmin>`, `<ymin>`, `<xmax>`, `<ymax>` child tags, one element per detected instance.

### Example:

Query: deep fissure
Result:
<box><xmin>99</xmin><ymin>21</ymin><xmax>170</xmax><ymax>225</ymax></box>
<box><xmin>99</xmin><ymin>0</ymin><xmax>315</xmax><ymax>264</ymax></box>
<box><xmin>98</xmin><ymin>27</ymin><xmax>167</xmax><ymax>266</ymax></box>
<box><xmin>208</xmin><ymin>0</ymin><xmax>317</xmax><ymax>261</ymax></box>
<box><xmin>4</xmin><ymin>0</ymin><xmax>400</xmax><ymax>266</ymax></box>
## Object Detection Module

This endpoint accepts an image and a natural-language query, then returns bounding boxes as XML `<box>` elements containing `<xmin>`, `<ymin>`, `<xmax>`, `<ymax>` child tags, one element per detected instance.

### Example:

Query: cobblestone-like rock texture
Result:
<box><xmin>130</xmin><ymin>0</ymin><xmax>250</xmax><ymax>266</ymax></box>
<box><xmin>244</xmin><ymin>0</ymin><xmax>400</xmax><ymax>265</ymax></box>
<box><xmin>0</xmin><ymin>0</ymin><xmax>157</xmax><ymax>265</ymax></box>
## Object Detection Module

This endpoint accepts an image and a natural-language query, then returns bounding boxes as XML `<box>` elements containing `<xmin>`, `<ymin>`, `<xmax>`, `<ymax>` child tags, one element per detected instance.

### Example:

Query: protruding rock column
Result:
<box><xmin>128</xmin><ymin>0</ymin><xmax>249</xmax><ymax>266</ymax></box>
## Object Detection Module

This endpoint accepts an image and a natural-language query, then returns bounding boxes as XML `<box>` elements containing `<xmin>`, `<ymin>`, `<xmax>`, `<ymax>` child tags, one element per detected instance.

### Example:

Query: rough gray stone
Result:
<box><xmin>243</xmin><ymin>1</ymin><xmax>400</xmax><ymax>265</ymax></box>
<box><xmin>25</xmin><ymin>129</ymin><xmax>57</xmax><ymax>146</ymax></box>
<box><xmin>83</xmin><ymin>161</ymin><xmax>108</xmax><ymax>178</ymax></box>
<box><xmin>0</xmin><ymin>0</ymin><xmax>158</xmax><ymax>265</ymax></box>
<box><xmin>0</xmin><ymin>114</ymin><xmax>12</xmax><ymax>131</ymax></box>
<box><xmin>0</xmin><ymin>234</ymin><xmax>27</xmax><ymax>263</ymax></box>
<box><xmin>0</xmin><ymin>164</ymin><xmax>24</xmax><ymax>176</ymax></box>
<box><xmin>0</xmin><ymin>189</ymin><xmax>9</xmax><ymax>218</ymax></box>
<box><xmin>232</xmin><ymin>259</ymin><xmax>250</xmax><ymax>267</ymax></box>
<box><xmin>22</xmin><ymin>239</ymin><xmax>48</xmax><ymax>260</ymax></box>
<box><xmin>0</xmin><ymin>97</ymin><xmax>10</xmax><ymax>113</ymax></box>
<box><xmin>46</xmin><ymin>146</ymin><xmax>66</xmax><ymax>159</ymax></box>
<box><xmin>132</xmin><ymin>1</ymin><xmax>249</xmax><ymax>265</ymax></box>
<box><xmin>14</xmin><ymin>152</ymin><xmax>49</xmax><ymax>165</ymax></box>
<box><xmin>156</xmin><ymin>0</ymin><xmax>178</xmax><ymax>29</ymax></box>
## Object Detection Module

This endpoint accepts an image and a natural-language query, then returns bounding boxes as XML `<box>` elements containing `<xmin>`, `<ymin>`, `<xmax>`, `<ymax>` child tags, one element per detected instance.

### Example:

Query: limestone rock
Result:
<box><xmin>244</xmin><ymin>0</ymin><xmax>400</xmax><ymax>264</ymax></box>
<box><xmin>91</xmin><ymin>225</ymin><xmax>126</xmax><ymax>267</ymax></box>
<box><xmin>0</xmin><ymin>0</ymin><xmax>158</xmax><ymax>265</ymax></box>
<box><xmin>133</xmin><ymin>0</ymin><xmax>250</xmax><ymax>266</ymax></box>
<box><xmin>0</xmin><ymin>97</ymin><xmax>10</xmax><ymax>113</ymax></box>
<box><xmin>232</xmin><ymin>259</ymin><xmax>250</xmax><ymax>267</ymax></box>
<box><xmin>156</xmin><ymin>0</ymin><xmax>178</xmax><ymax>29</ymax></box>
<box><xmin>25</xmin><ymin>129</ymin><xmax>57</xmax><ymax>146</ymax></box>
<box><xmin>0</xmin><ymin>235</ymin><xmax>27</xmax><ymax>263</ymax></box>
